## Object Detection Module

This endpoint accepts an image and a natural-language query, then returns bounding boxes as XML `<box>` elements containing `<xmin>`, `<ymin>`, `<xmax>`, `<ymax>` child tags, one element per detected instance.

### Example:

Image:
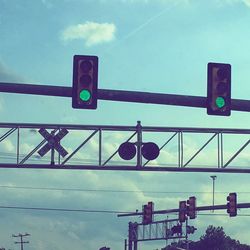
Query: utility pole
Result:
<box><xmin>12</xmin><ymin>233</ymin><xmax>30</xmax><ymax>250</ymax></box>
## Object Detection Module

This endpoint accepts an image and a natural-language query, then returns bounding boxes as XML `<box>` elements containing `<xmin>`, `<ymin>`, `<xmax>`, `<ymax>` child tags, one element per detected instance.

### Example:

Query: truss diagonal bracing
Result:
<box><xmin>0</xmin><ymin>121</ymin><xmax>250</xmax><ymax>173</ymax></box>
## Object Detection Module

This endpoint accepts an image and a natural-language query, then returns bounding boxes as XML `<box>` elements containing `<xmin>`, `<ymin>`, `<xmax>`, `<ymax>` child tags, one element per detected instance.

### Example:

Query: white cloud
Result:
<box><xmin>61</xmin><ymin>21</ymin><xmax>116</xmax><ymax>47</ymax></box>
<box><xmin>117</xmin><ymin>0</ymin><xmax>189</xmax><ymax>3</ymax></box>
<box><xmin>1</xmin><ymin>139</ymin><xmax>15</xmax><ymax>152</ymax></box>
<box><xmin>41</xmin><ymin>0</ymin><xmax>53</xmax><ymax>8</ymax></box>
<box><xmin>217</xmin><ymin>0</ymin><xmax>250</xmax><ymax>7</ymax></box>
<box><xmin>242</xmin><ymin>0</ymin><xmax>250</xmax><ymax>6</ymax></box>
<box><xmin>0</xmin><ymin>61</ymin><xmax>26</xmax><ymax>82</ymax></box>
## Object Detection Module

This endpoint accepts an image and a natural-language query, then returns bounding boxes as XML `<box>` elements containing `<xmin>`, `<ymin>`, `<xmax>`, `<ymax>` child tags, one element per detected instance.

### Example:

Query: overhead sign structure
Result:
<box><xmin>38</xmin><ymin>128</ymin><xmax>68</xmax><ymax>157</ymax></box>
<box><xmin>207</xmin><ymin>62</ymin><xmax>231</xmax><ymax>116</ymax></box>
<box><xmin>72</xmin><ymin>55</ymin><xmax>98</xmax><ymax>109</ymax></box>
<box><xmin>2</xmin><ymin>122</ymin><xmax>250</xmax><ymax>173</ymax></box>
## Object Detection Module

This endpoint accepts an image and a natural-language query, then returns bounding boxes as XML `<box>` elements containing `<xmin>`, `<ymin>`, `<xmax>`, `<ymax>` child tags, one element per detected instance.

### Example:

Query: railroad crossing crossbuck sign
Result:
<box><xmin>38</xmin><ymin>128</ymin><xmax>68</xmax><ymax>157</ymax></box>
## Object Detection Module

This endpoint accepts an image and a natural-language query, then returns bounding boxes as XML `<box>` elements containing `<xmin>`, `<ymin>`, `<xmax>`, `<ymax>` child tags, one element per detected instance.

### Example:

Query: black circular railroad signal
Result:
<box><xmin>141</xmin><ymin>142</ymin><xmax>160</xmax><ymax>161</ymax></box>
<box><xmin>118</xmin><ymin>142</ymin><xmax>136</xmax><ymax>160</ymax></box>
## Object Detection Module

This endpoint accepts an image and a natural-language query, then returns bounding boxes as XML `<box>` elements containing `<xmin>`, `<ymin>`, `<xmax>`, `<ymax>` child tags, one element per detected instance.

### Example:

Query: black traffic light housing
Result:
<box><xmin>227</xmin><ymin>192</ymin><xmax>237</xmax><ymax>217</ymax></box>
<box><xmin>207</xmin><ymin>62</ymin><xmax>231</xmax><ymax>116</ymax></box>
<box><xmin>187</xmin><ymin>196</ymin><xmax>196</xmax><ymax>219</ymax></box>
<box><xmin>186</xmin><ymin>225</ymin><xmax>197</xmax><ymax>234</ymax></box>
<box><xmin>179</xmin><ymin>201</ymin><xmax>187</xmax><ymax>223</ymax></box>
<box><xmin>142</xmin><ymin>201</ymin><xmax>154</xmax><ymax>225</ymax></box>
<box><xmin>171</xmin><ymin>224</ymin><xmax>182</xmax><ymax>235</ymax></box>
<box><xmin>72</xmin><ymin>55</ymin><xmax>98</xmax><ymax>109</ymax></box>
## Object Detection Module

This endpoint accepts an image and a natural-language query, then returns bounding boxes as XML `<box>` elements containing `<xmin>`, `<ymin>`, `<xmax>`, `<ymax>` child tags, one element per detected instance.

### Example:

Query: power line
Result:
<box><xmin>0</xmin><ymin>185</ymin><xmax>249</xmax><ymax>194</ymax></box>
<box><xmin>0</xmin><ymin>205</ymin><xmax>131</xmax><ymax>214</ymax></box>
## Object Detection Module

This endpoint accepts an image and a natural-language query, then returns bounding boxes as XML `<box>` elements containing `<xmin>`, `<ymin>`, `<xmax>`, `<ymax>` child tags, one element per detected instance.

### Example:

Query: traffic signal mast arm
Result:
<box><xmin>1</xmin><ymin>82</ymin><xmax>250</xmax><ymax>112</ymax></box>
<box><xmin>117</xmin><ymin>202</ymin><xmax>250</xmax><ymax>217</ymax></box>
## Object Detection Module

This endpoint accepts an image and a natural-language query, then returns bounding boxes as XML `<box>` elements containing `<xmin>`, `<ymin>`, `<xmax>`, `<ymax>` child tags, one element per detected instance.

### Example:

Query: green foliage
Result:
<box><xmin>192</xmin><ymin>225</ymin><xmax>250</xmax><ymax>250</ymax></box>
<box><xmin>163</xmin><ymin>225</ymin><xmax>250</xmax><ymax>250</ymax></box>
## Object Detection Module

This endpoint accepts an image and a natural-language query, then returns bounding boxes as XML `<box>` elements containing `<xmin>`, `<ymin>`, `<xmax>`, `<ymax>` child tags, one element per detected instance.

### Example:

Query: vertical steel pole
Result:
<box><xmin>51</xmin><ymin>148</ymin><xmax>55</xmax><ymax>165</ymax></box>
<box><xmin>186</xmin><ymin>219</ymin><xmax>189</xmax><ymax>250</ymax></box>
<box><xmin>134</xmin><ymin>240</ymin><xmax>137</xmax><ymax>250</ymax></box>
<box><xmin>181</xmin><ymin>132</ymin><xmax>183</xmax><ymax>167</ymax></box>
<box><xmin>136</xmin><ymin>121</ymin><xmax>142</xmax><ymax>168</ymax></box>
<box><xmin>128</xmin><ymin>222</ymin><xmax>133</xmax><ymax>250</ymax></box>
<box><xmin>17</xmin><ymin>127</ymin><xmax>20</xmax><ymax>164</ymax></box>
<box><xmin>221</xmin><ymin>133</ymin><xmax>223</xmax><ymax>167</ymax></box>
<box><xmin>217</xmin><ymin>133</ymin><xmax>220</xmax><ymax>168</ymax></box>
<box><xmin>210</xmin><ymin>175</ymin><xmax>217</xmax><ymax>212</ymax></box>
<box><xmin>99</xmin><ymin>128</ymin><xmax>102</xmax><ymax>166</ymax></box>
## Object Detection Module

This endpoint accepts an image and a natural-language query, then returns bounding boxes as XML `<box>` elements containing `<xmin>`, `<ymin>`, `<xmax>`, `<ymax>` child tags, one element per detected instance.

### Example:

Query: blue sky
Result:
<box><xmin>1</xmin><ymin>0</ymin><xmax>250</xmax><ymax>249</ymax></box>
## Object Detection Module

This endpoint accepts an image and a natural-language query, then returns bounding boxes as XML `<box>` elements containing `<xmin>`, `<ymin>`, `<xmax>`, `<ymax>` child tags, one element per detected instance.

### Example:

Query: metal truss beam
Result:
<box><xmin>0</xmin><ymin>122</ymin><xmax>250</xmax><ymax>173</ymax></box>
<box><xmin>130</xmin><ymin>219</ymin><xmax>186</xmax><ymax>242</ymax></box>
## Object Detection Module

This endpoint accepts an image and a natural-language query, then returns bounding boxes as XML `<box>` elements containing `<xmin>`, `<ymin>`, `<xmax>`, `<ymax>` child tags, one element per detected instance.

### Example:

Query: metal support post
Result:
<box><xmin>128</xmin><ymin>222</ymin><xmax>133</xmax><ymax>250</ymax></box>
<box><xmin>210</xmin><ymin>175</ymin><xmax>217</xmax><ymax>212</ymax></box>
<box><xmin>136</xmin><ymin>121</ymin><xmax>142</xmax><ymax>168</ymax></box>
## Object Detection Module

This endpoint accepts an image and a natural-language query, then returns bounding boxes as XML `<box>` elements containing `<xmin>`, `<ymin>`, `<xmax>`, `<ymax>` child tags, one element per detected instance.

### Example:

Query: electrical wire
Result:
<box><xmin>0</xmin><ymin>185</ymin><xmax>249</xmax><ymax>194</ymax></box>
<box><xmin>0</xmin><ymin>205</ymin><xmax>130</xmax><ymax>214</ymax></box>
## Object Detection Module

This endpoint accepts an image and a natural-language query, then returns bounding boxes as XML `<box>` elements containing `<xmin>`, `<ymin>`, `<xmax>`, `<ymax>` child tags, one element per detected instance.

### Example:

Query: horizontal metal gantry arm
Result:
<box><xmin>1</xmin><ymin>82</ymin><xmax>250</xmax><ymax>111</ymax></box>
<box><xmin>118</xmin><ymin>202</ymin><xmax>250</xmax><ymax>217</ymax></box>
<box><xmin>0</xmin><ymin>122</ymin><xmax>250</xmax><ymax>173</ymax></box>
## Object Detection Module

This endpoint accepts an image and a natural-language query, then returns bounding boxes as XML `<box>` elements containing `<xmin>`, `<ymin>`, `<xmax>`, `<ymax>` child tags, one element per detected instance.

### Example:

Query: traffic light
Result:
<box><xmin>179</xmin><ymin>201</ymin><xmax>187</xmax><ymax>223</ymax></box>
<box><xmin>142</xmin><ymin>201</ymin><xmax>154</xmax><ymax>224</ymax></box>
<box><xmin>129</xmin><ymin>222</ymin><xmax>138</xmax><ymax>242</ymax></box>
<box><xmin>227</xmin><ymin>192</ymin><xmax>237</xmax><ymax>217</ymax></box>
<box><xmin>171</xmin><ymin>224</ymin><xmax>182</xmax><ymax>235</ymax></box>
<box><xmin>187</xmin><ymin>196</ymin><xmax>196</xmax><ymax>219</ymax></box>
<box><xmin>207</xmin><ymin>62</ymin><xmax>231</xmax><ymax>116</ymax></box>
<box><xmin>186</xmin><ymin>225</ymin><xmax>197</xmax><ymax>234</ymax></box>
<box><xmin>72</xmin><ymin>55</ymin><xmax>98</xmax><ymax>109</ymax></box>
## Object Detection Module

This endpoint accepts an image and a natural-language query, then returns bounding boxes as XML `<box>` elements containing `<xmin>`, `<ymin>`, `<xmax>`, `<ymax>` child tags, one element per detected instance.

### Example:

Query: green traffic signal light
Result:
<box><xmin>215</xmin><ymin>96</ymin><xmax>226</xmax><ymax>108</ymax></box>
<box><xmin>79</xmin><ymin>89</ymin><xmax>91</xmax><ymax>102</ymax></box>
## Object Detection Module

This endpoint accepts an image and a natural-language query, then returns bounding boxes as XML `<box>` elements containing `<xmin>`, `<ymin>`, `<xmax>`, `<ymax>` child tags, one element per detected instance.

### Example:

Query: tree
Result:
<box><xmin>163</xmin><ymin>225</ymin><xmax>250</xmax><ymax>250</ymax></box>
<box><xmin>190</xmin><ymin>225</ymin><xmax>250</xmax><ymax>250</ymax></box>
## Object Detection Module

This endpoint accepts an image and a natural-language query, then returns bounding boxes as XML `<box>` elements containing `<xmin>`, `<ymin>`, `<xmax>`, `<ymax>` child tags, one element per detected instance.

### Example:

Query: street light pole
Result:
<box><xmin>210</xmin><ymin>175</ymin><xmax>217</xmax><ymax>211</ymax></box>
